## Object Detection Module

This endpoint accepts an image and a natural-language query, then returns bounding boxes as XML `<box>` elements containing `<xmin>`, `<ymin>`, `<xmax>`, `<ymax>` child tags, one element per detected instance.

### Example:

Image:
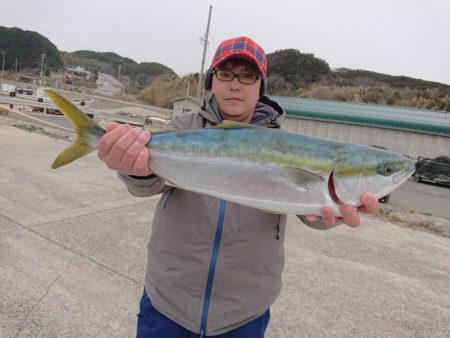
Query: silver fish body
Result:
<box><xmin>148</xmin><ymin>125</ymin><xmax>415</xmax><ymax>216</ymax></box>
<box><xmin>44</xmin><ymin>90</ymin><xmax>414</xmax><ymax>216</ymax></box>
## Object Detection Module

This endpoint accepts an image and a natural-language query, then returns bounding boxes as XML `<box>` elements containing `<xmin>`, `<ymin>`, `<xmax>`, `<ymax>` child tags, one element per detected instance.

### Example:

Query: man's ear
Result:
<box><xmin>260</xmin><ymin>77</ymin><xmax>267</xmax><ymax>97</ymax></box>
<box><xmin>204</xmin><ymin>68</ymin><xmax>214</xmax><ymax>91</ymax></box>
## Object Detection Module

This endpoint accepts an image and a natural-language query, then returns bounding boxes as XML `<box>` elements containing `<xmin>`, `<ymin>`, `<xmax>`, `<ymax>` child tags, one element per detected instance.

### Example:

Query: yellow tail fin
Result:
<box><xmin>45</xmin><ymin>90</ymin><xmax>105</xmax><ymax>169</ymax></box>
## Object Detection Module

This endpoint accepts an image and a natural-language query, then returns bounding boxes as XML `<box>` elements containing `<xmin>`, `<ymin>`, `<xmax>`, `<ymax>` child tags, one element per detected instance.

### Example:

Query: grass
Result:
<box><xmin>13</xmin><ymin>123</ymin><xmax>69</xmax><ymax>140</ymax></box>
<box><xmin>14</xmin><ymin>124</ymin><xmax>48</xmax><ymax>134</ymax></box>
<box><xmin>377</xmin><ymin>207</ymin><xmax>447</xmax><ymax>237</ymax></box>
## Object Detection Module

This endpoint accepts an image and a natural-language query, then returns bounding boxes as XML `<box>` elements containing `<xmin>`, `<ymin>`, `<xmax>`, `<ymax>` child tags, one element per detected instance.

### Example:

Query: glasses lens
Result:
<box><xmin>215</xmin><ymin>70</ymin><xmax>234</xmax><ymax>81</ymax></box>
<box><xmin>238</xmin><ymin>73</ymin><xmax>259</xmax><ymax>84</ymax></box>
<box><xmin>214</xmin><ymin>70</ymin><xmax>259</xmax><ymax>84</ymax></box>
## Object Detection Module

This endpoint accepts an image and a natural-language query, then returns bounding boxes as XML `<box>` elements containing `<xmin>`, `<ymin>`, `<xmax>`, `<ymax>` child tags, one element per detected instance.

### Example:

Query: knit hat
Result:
<box><xmin>210</xmin><ymin>36</ymin><xmax>267</xmax><ymax>77</ymax></box>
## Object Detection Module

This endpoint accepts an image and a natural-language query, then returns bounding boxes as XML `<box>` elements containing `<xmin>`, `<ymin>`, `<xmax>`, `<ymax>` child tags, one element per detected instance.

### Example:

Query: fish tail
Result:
<box><xmin>45</xmin><ymin>89</ymin><xmax>105</xmax><ymax>169</ymax></box>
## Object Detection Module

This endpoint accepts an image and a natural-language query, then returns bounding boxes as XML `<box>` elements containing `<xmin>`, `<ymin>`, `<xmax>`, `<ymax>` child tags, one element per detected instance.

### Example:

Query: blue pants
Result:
<box><xmin>136</xmin><ymin>290</ymin><xmax>270</xmax><ymax>338</ymax></box>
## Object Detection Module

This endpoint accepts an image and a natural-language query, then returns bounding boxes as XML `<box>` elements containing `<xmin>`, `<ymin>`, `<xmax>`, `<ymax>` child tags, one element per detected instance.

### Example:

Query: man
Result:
<box><xmin>98</xmin><ymin>36</ymin><xmax>378</xmax><ymax>338</ymax></box>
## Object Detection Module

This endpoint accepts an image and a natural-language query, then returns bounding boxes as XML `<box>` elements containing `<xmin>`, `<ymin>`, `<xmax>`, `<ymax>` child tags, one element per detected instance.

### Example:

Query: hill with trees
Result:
<box><xmin>0</xmin><ymin>26</ymin><xmax>177</xmax><ymax>92</ymax></box>
<box><xmin>139</xmin><ymin>49</ymin><xmax>450</xmax><ymax>111</ymax></box>
<box><xmin>265</xmin><ymin>50</ymin><xmax>450</xmax><ymax>111</ymax></box>
<box><xmin>61</xmin><ymin>50</ymin><xmax>176</xmax><ymax>91</ymax></box>
<box><xmin>0</xmin><ymin>26</ymin><xmax>63</xmax><ymax>73</ymax></box>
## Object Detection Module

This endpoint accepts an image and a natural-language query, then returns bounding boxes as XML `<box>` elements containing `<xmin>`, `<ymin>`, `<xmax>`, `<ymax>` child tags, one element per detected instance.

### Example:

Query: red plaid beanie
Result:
<box><xmin>210</xmin><ymin>36</ymin><xmax>267</xmax><ymax>77</ymax></box>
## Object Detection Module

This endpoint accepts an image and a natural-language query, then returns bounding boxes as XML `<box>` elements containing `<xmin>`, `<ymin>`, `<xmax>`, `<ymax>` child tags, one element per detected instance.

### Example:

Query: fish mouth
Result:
<box><xmin>328</xmin><ymin>170</ymin><xmax>342</xmax><ymax>205</ymax></box>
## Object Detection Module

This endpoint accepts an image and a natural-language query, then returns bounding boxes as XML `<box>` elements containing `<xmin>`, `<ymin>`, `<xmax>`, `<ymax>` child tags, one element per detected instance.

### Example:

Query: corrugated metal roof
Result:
<box><xmin>270</xmin><ymin>96</ymin><xmax>450</xmax><ymax>136</ymax></box>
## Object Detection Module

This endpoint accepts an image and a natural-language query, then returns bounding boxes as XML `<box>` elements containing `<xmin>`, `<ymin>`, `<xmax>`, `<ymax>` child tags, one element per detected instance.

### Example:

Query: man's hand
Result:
<box><xmin>304</xmin><ymin>193</ymin><xmax>379</xmax><ymax>228</ymax></box>
<box><xmin>97</xmin><ymin>122</ymin><xmax>152</xmax><ymax>176</ymax></box>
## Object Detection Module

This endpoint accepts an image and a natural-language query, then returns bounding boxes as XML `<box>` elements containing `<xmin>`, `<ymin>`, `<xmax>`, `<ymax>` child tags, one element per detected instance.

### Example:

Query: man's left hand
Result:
<box><xmin>304</xmin><ymin>192</ymin><xmax>379</xmax><ymax>228</ymax></box>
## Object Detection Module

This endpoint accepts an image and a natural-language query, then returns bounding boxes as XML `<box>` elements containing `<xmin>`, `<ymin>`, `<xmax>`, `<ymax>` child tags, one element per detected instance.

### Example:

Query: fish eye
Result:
<box><xmin>384</xmin><ymin>165</ymin><xmax>394</xmax><ymax>176</ymax></box>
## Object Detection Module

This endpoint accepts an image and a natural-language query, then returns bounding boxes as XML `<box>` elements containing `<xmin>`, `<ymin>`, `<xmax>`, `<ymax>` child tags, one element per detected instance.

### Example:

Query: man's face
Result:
<box><xmin>211</xmin><ymin>60</ymin><xmax>261</xmax><ymax>123</ymax></box>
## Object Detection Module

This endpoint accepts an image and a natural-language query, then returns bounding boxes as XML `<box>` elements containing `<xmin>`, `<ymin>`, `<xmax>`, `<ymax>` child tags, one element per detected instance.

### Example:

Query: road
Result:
<box><xmin>25</xmin><ymin>113</ymin><xmax>74</xmax><ymax>130</ymax></box>
<box><xmin>388</xmin><ymin>178</ymin><xmax>450</xmax><ymax>219</ymax></box>
<box><xmin>0</xmin><ymin>123</ymin><xmax>449</xmax><ymax>338</ymax></box>
<box><xmin>0</xmin><ymin>94</ymin><xmax>59</xmax><ymax>110</ymax></box>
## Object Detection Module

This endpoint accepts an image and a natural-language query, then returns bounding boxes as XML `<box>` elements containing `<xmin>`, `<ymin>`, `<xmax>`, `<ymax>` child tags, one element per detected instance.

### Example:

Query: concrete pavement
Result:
<box><xmin>1</xmin><ymin>122</ymin><xmax>449</xmax><ymax>337</ymax></box>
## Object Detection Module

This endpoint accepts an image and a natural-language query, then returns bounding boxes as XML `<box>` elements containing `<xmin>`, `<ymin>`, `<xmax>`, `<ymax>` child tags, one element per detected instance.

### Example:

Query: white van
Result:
<box><xmin>1</xmin><ymin>83</ymin><xmax>17</xmax><ymax>96</ymax></box>
<box><xmin>36</xmin><ymin>87</ymin><xmax>94</xmax><ymax>108</ymax></box>
<box><xmin>36</xmin><ymin>87</ymin><xmax>51</xmax><ymax>102</ymax></box>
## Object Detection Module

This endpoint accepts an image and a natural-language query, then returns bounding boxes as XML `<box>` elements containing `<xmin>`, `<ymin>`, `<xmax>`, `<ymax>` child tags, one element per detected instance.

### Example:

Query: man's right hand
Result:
<box><xmin>98</xmin><ymin>122</ymin><xmax>152</xmax><ymax>176</ymax></box>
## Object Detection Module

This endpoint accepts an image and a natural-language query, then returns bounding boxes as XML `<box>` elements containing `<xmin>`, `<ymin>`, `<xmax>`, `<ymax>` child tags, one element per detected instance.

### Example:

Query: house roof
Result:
<box><xmin>99</xmin><ymin>72</ymin><xmax>126</xmax><ymax>88</ymax></box>
<box><xmin>271</xmin><ymin>96</ymin><xmax>450</xmax><ymax>136</ymax></box>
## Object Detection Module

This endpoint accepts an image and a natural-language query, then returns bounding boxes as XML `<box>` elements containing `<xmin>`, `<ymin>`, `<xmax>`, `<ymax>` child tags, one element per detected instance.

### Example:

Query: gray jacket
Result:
<box><xmin>119</xmin><ymin>95</ymin><xmax>324</xmax><ymax>335</ymax></box>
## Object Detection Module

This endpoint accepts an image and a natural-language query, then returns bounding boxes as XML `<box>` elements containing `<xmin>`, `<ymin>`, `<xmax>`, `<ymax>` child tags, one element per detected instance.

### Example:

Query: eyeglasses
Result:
<box><xmin>213</xmin><ymin>69</ymin><xmax>261</xmax><ymax>85</ymax></box>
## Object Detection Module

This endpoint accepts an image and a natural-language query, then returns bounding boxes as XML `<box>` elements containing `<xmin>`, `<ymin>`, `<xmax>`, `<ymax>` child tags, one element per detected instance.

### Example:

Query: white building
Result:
<box><xmin>65</xmin><ymin>66</ymin><xmax>92</xmax><ymax>80</ymax></box>
<box><xmin>96</xmin><ymin>73</ymin><xmax>126</xmax><ymax>96</ymax></box>
<box><xmin>172</xmin><ymin>96</ymin><xmax>203</xmax><ymax>116</ymax></box>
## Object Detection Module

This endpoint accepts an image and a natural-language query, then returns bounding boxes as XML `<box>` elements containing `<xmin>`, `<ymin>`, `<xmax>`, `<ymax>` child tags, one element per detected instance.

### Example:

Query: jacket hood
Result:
<box><xmin>199</xmin><ymin>94</ymin><xmax>285</xmax><ymax>128</ymax></box>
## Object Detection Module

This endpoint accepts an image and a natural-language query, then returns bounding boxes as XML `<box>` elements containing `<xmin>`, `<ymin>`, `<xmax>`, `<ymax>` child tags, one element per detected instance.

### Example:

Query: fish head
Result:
<box><xmin>330</xmin><ymin>147</ymin><xmax>415</xmax><ymax>206</ymax></box>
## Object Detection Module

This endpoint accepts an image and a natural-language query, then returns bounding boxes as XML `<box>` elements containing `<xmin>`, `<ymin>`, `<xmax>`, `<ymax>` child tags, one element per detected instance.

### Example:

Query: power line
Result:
<box><xmin>0</xmin><ymin>8</ymin><xmax>89</xmax><ymax>50</ymax></box>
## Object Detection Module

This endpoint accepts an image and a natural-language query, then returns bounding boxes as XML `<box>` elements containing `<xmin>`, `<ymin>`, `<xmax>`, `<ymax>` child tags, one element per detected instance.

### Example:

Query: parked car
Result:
<box><xmin>1</xmin><ymin>83</ymin><xmax>17</xmax><ymax>96</ymax></box>
<box><xmin>16</xmin><ymin>88</ymin><xmax>34</xmax><ymax>96</ymax></box>
<box><xmin>36</xmin><ymin>88</ymin><xmax>93</xmax><ymax>107</ymax></box>
<box><xmin>36</xmin><ymin>87</ymin><xmax>50</xmax><ymax>102</ymax></box>
<box><xmin>414</xmin><ymin>156</ymin><xmax>450</xmax><ymax>187</ymax></box>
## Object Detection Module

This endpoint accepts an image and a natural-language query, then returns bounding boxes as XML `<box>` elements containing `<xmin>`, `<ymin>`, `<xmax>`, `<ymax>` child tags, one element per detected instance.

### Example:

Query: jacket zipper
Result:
<box><xmin>275</xmin><ymin>214</ymin><xmax>281</xmax><ymax>240</ymax></box>
<box><xmin>199</xmin><ymin>199</ymin><xmax>226</xmax><ymax>338</ymax></box>
<box><xmin>162</xmin><ymin>188</ymin><xmax>175</xmax><ymax>209</ymax></box>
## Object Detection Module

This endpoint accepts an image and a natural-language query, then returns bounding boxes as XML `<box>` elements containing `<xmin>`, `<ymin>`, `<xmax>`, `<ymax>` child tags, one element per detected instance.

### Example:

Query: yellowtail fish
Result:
<box><xmin>45</xmin><ymin>89</ymin><xmax>414</xmax><ymax>216</ymax></box>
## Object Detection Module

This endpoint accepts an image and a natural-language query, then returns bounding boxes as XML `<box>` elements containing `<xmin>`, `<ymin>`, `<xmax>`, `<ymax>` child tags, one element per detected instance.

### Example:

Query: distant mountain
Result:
<box><xmin>61</xmin><ymin>50</ymin><xmax>177</xmax><ymax>91</ymax></box>
<box><xmin>267</xmin><ymin>49</ymin><xmax>332</xmax><ymax>86</ymax></box>
<box><xmin>1</xmin><ymin>26</ymin><xmax>449</xmax><ymax>110</ymax></box>
<box><xmin>0</xmin><ymin>26</ymin><xmax>63</xmax><ymax>72</ymax></box>
<box><xmin>333</xmin><ymin>68</ymin><xmax>449</xmax><ymax>90</ymax></box>
<box><xmin>266</xmin><ymin>49</ymin><xmax>450</xmax><ymax>111</ymax></box>
<box><xmin>0</xmin><ymin>26</ymin><xmax>177</xmax><ymax>92</ymax></box>
<box><xmin>266</xmin><ymin>49</ymin><xmax>449</xmax><ymax>91</ymax></box>
<box><xmin>69</xmin><ymin>50</ymin><xmax>137</xmax><ymax>65</ymax></box>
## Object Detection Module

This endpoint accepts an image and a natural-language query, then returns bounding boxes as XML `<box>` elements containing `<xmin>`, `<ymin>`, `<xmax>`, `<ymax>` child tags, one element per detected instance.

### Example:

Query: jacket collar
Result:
<box><xmin>199</xmin><ymin>94</ymin><xmax>285</xmax><ymax>128</ymax></box>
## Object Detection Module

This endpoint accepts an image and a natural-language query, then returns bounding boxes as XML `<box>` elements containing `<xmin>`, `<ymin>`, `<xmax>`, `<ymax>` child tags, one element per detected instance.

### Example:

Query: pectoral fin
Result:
<box><xmin>280</xmin><ymin>166</ymin><xmax>324</xmax><ymax>189</ymax></box>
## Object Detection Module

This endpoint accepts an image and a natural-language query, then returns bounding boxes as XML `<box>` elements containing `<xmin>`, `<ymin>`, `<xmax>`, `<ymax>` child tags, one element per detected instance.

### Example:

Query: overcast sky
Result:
<box><xmin>1</xmin><ymin>0</ymin><xmax>449</xmax><ymax>84</ymax></box>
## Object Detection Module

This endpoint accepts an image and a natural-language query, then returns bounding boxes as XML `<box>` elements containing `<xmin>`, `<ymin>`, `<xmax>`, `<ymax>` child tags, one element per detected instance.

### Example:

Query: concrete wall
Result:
<box><xmin>283</xmin><ymin>116</ymin><xmax>450</xmax><ymax>159</ymax></box>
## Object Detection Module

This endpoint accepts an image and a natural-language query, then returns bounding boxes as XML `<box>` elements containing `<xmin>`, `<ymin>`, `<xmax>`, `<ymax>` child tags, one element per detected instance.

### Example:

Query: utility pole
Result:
<box><xmin>39</xmin><ymin>53</ymin><xmax>46</xmax><ymax>86</ymax></box>
<box><xmin>185</xmin><ymin>79</ymin><xmax>190</xmax><ymax>99</ymax></box>
<box><xmin>1</xmin><ymin>51</ymin><xmax>5</xmax><ymax>86</ymax></box>
<box><xmin>118</xmin><ymin>64</ymin><xmax>122</xmax><ymax>81</ymax></box>
<box><xmin>196</xmin><ymin>5</ymin><xmax>212</xmax><ymax>98</ymax></box>
<box><xmin>15</xmin><ymin>58</ymin><xmax>18</xmax><ymax>81</ymax></box>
